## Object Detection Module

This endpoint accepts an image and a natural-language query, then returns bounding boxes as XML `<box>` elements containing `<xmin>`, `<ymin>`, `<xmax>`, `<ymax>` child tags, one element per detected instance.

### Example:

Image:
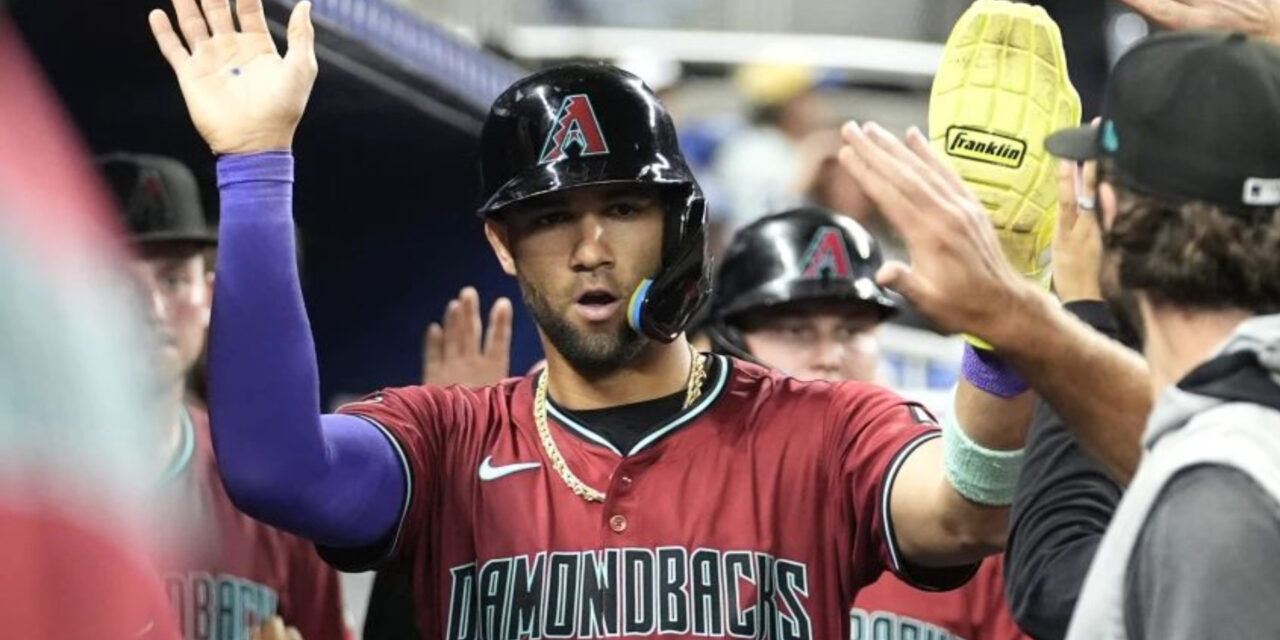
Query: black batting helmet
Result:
<box><xmin>478</xmin><ymin>63</ymin><xmax>709</xmax><ymax>343</ymax></box>
<box><xmin>706</xmin><ymin>207</ymin><xmax>900</xmax><ymax>359</ymax></box>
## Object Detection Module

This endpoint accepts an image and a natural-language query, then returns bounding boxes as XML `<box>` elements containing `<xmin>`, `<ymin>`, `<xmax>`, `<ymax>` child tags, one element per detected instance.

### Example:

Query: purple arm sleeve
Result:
<box><xmin>209</xmin><ymin>151</ymin><xmax>406</xmax><ymax>548</ymax></box>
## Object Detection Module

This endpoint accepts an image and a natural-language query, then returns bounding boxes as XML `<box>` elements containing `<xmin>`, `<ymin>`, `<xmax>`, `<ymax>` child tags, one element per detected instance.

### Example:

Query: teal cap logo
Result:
<box><xmin>1101</xmin><ymin>120</ymin><xmax>1120</xmax><ymax>153</ymax></box>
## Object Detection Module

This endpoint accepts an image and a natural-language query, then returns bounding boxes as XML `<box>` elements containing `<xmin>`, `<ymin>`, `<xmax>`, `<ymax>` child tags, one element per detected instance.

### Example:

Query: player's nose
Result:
<box><xmin>813</xmin><ymin>339</ymin><xmax>845</xmax><ymax>375</ymax></box>
<box><xmin>569</xmin><ymin>213</ymin><xmax>615</xmax><ymax>272</ymax></box>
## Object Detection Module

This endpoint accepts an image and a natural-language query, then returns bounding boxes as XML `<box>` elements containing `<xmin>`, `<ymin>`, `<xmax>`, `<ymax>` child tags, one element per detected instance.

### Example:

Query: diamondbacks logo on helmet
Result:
<box><xmin>800</xmin><ymin>226</ymin><xmax>853</xmax><ymax>280</ymax></box>
<box><xmin>538</xmin><ymin>94</ymin><xmax>610</xmax><ymax>164</ymax></box>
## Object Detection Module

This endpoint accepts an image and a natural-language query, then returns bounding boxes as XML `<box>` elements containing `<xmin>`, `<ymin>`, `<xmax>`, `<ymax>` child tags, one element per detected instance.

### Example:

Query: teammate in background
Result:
<box><xmin>713</xmin><ymin>62</ymin><xmax>830</xmax><ymax>229</ymax></box>
<box><xmin>706</xmin><ymin>208</ymin><xmax>1026</xmax><ymax>640</ymax></box>
<box><xmin>100</xmin><ymin>152</ymin><xmax>348</xmax><ymax>640</ymax></box>
<box><xmin>147</xmin><ymin>2</ymin><xmax>1038</xmax><ymax>638</ymax></box>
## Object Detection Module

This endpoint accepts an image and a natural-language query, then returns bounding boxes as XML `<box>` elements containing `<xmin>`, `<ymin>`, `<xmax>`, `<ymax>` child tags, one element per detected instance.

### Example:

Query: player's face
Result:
<box><xmin>129</xmin><ymin>245</ymin><xmax>213</xmax><ymax>384</ymax></box>
<box><xmin>740</xmin><ymin>300</ymin><xmax>882</xmax><ymax>382</ymax></box>
<box><xmin>486</xmin><ymin>184</ymin><xmax>665</xmax><ymax>374</ymax></box>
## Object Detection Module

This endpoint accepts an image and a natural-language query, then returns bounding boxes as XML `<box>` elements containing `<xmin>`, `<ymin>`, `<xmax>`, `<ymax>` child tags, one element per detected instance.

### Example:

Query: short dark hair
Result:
<box><xmin>1104</xmin><ymin>177</ymin><xmax>1280</xmax><ymax>314</ymax></box>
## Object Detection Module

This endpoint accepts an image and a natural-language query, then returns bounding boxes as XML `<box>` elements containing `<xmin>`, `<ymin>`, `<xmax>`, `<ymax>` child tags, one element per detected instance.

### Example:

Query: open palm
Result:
<box><xmin>150</xmin><ymin>0</ymin><xmax>318</xmax><ymax>154</ymax></box>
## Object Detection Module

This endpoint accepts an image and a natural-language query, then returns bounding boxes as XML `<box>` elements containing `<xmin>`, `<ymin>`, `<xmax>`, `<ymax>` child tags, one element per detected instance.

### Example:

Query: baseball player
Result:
<box><xmin>706</xmin><ymin>207</ymin><xmax>1026</xmax><ymax>640</ymax></box>
<box><xmin>100</xmin><ymin>152</ymin><xmax>347</xmax><ymax>640</ymax></box>
<box><xmin>146</xmin><ymin>2</ymin><xmax>1037</xmax><ymax>638</ymax></box>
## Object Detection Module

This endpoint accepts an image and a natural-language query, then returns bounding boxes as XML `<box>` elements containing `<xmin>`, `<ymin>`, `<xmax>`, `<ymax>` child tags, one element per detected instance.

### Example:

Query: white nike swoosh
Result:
<box><xmin>478</xmin><ymin>456</ymin><xmax>541</xmax><ymax>481</ymax></box>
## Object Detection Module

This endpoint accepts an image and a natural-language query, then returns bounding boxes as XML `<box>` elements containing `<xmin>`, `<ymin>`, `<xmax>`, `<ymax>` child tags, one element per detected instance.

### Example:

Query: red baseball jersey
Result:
<box><xmin>333</xmin><ymin>356</ymin><xmax>974</xmax><ymax>639</ymax></box>
<box><xmin>851</xmin><ymin>555</ymin><xmax>1027</xmax><ymax>640</ymax></box>
<box><xmin>154</xmin><ymin>405</ymin><xmax>348</xmax><ymax>640</ymax></box>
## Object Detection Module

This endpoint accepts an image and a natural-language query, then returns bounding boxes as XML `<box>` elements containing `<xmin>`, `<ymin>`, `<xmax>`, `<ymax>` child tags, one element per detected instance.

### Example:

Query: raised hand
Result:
<box><xmin>423</xmin><ymin>288</ymin><xmax>514</xmax><ymax>388</ymax></box>
<box><xmin>1052</xmin><ymin>159</ymin><xmax>1103</xmax><ymax>303</ymax></box>
<box><xmin>149</xmin><ymin>0</ymin><xmax>318</xmax><ymax>154</ymax></box>
<box><xmin>1120</xmin><ymin>0</ymin><xmax>1280</xmax><ymax>44</ymax></box>
<box><xmin>837</xmin><ymin>121</ymin><xmax>1038</xmax><ymax>345</ymax></box>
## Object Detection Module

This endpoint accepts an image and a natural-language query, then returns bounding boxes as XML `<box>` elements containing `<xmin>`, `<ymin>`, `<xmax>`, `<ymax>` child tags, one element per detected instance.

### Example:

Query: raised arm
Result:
<box><xmin>149</xmin><ymin>0</ymin><xmax>404</xmax><ymax>547</ymax></box>
<box><xmin>837</xmin><ymin>121</ymin><xmax>1035</xmax><ymax>565</ymax></box>
<box><xmin>839</xmin><ymin>122</ymin><xmax>1148</xmax><ymax>485</ymax></box>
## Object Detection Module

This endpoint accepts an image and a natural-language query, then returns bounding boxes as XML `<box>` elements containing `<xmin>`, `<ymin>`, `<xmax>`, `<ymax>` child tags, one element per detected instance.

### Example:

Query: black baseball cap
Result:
<box><xmin>1046</xmin><ymin>31</ymin><xmax>1280</xmax><ymax>216</ymax></box>
<box><xmin>98</xmin><ymin>152</ymin><xmax>216</xmax><ymax>246</ymax></box>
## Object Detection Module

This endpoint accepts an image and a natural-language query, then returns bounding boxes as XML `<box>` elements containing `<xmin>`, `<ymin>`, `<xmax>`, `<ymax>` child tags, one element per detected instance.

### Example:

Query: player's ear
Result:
<box><xmin>484</xmin><ymin>220</ymin><xmax>518</xmax><ymax>276</ymax></box>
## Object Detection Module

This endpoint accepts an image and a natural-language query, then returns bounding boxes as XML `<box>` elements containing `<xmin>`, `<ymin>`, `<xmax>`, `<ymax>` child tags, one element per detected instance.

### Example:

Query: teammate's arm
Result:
<box><xmin>148</xmin><ymin>0</ymin><xmax>407</xmax><ymax>547</ymax></box>
<box><xmin>838</xmin><ymin>122</ymin><xmax>1148</xmax><ymax>483</ymax></box>
<box><xmin>887</xmin><ymin>389</ymin><xmax>1033</xmax><ymax>567</ymax></box>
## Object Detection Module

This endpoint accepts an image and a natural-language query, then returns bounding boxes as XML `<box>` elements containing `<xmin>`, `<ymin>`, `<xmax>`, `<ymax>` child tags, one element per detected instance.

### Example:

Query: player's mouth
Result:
<box><xmin>573</xmin><ymin>289</ymin><xmax>621</xmax><ymax>323</ymax></box>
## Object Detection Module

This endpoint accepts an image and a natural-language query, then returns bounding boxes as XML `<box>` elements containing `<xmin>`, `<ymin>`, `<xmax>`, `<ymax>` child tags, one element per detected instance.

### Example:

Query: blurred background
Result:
<box><xmin>5</xmin><ymin>0</ymin><xmax>1155</xmax><ymax>632</ymax></box>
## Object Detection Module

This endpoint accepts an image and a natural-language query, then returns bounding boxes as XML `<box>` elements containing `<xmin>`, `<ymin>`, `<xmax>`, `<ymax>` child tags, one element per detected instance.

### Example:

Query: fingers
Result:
<box><xmin>252</xmin><ymin>617</ymin><xmax>287</xmax><ymax>640</ymax></box>
<box><xmin>838</xmin><ymin>123</ymin><xmax>937</xmax><ymax>244</ymax></box>
<box><xmin>483</xmin><ymin>297</ymin><xmax>514</xmax><ymax>364</ymax></box>
<box><xmin>148</xmin><ymin>10</ymin><xmax>190</xmax><ymax>70</ymax></box>
<box><xmin>904</xmin><ymin>126</ymin><xmax>973</xmax><ymax>201</ymax></box>
<box><xmin>862</xmin><ymin>122</ymin><xmax>957</xmax><ymax>209</ymax></box>
<box><xmin>423</xmin><ymin>323</ymin><xmax>444</xmax><ymax>383</ymax></box>
<box><xmin>171</xmin><ymin>0</ymin><xmax>211</xmax><ymax>48</ymax></box>
<box><xmin>284</xmin><ymin>2</ymin><xmax>318</xmax><ymax>72</ymax></box>
<box><xmin>442</xmin><ymin>298</ymin><xmax>463</xmax><ymax>359</ymax></box>
<box><xmin>1056</xmin><ymin>160</ymin><xmax>1081</xmax><ymax>234</ymax></box>
<box><xmin>235</xmin><ymin>0</ymin><xmax>271</xmax><ymax>35</ymax></box>
<box><xmin>287</xmin><ymin>626</ymin><xmax>303</xmax><ymax>640</ymax></box>
<box><xmin>1118</xmin><ymin>0</ymin><xmax>1199</xmax><ymax>30</ymax></box>
<box><xmin>1081</xmin><ymin>159</ymin><xmax>1098</xmax><ymax>203</ymax></box>
<box><xmin>460</xmin><ymin>287</ymin><xmax>482</xmax><ymax>354</ymax></box>
<box><xmin>875</xmin><ymin>260</ymin><xmax>936</xmax><ymax>307</ymax></box>
<box><xmin>200</xmin><ymin>0</ymin><xmax>236</xmax><ymax>35</ymax></box>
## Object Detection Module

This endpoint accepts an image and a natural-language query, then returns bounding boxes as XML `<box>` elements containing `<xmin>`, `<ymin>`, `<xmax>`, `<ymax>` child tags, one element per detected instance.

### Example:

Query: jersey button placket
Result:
<box><xmin>608</xmin><ymin>514</ymin><xmax>628</xmax><ymax>533</ymax></box>
<box><xmin>606</xmin><ymin>463</ymin><xmax>635</xmax><ymax>535</ymax></box>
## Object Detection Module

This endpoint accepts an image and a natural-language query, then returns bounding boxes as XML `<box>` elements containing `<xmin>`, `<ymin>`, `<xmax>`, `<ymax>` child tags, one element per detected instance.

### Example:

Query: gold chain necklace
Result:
<box><xmin>534</xmin><ymin>345</ymin><xmax>708</xmax><ymax>502</ymax></box>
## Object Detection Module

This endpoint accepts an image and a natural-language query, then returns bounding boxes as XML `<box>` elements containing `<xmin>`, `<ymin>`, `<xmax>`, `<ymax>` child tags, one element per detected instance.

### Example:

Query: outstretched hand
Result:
<box><xmin>149</xmin><ymin>0</ymin><xmax>318</xmax><ymax>154</ymax></box>
<box><xmin>423</xmin><ymin>288</ymin><xmax>514</xmax><ymax>388</ymax></box>
<box><xmin>1120</xmin><ymin>0</ymin><xmax>1280</xmax><ymax>44</ymax></box>
<box><xmin>837</xmin><ymin>121</ymin><xmax>1038</xmax><ymax>345</ymax></box>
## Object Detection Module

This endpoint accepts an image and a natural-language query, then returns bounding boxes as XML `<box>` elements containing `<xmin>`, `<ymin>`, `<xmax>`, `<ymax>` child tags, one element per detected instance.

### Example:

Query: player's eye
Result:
<box><xmin>607</xmin><ymin>199</ymin><xmax>647</xmax><ymax>218</ymax></box>
<box><xmin>160</xmin><ymin>271</ymin><xmax>191</xmax><ymax>289</ymax></box>
<box><xmin>532</xmin><ymin>211</ymin><xmax>572</xmax><ymax>228</ymax></box>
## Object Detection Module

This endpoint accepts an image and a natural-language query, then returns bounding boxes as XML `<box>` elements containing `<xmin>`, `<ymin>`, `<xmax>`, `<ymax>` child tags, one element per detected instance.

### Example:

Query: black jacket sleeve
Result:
<box><xmin>1002</xmin><ymin>301</ymin><xmax>1127</xmax><ymax>640</ymax></box>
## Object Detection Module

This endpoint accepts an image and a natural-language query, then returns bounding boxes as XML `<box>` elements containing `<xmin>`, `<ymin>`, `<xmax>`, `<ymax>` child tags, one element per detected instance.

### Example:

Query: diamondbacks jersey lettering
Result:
<box><xmin>156</xmin><ymin>406</ymin><xmax>347</xmax><ymax>640</ymax></box>
<box><xmin>446</xmin><ymin>548</ymin><xmax>811</xmax><ymax>640</ymax></box>
<box><xmin>333</xmin><ymin>357</ymin><xmax>957</xmax><ymax>639</ymax></box>
<box><xmin>851</xmin><ymin>557</ymin><xmax>1026</xmax><ymax>640</ymax></box>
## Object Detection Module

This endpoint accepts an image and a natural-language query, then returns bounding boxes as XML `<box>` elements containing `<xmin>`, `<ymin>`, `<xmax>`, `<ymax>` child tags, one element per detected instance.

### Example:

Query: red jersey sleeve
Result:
<box><xmin>323</xmin><ymin>384</ymin><xmax>473</xmax><ymax>570</ymax></box>
<box><xmin>827</xmin><ymin>382</ymin><xmax>976</xmax><ymax>592</ymax></box>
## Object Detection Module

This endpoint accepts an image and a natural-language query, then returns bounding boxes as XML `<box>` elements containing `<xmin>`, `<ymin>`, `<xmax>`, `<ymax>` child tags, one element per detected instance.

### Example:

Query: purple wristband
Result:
<box><xmin>961</xmin><ymin>343</ymin><xmax>1030</xmax><ymax>398</ymax></box>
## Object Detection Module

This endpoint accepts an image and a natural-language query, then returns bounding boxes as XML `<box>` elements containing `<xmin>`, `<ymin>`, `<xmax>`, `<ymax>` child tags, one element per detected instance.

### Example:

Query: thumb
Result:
<box><xmin>284</xmin><ymin>1</ymin><xmax>317</xmax><ymax>70</ymax></box>
<box><xmin>876</xmin><ymin>260</ymin><xmax>923</xmax><ymax>302</ymax></box>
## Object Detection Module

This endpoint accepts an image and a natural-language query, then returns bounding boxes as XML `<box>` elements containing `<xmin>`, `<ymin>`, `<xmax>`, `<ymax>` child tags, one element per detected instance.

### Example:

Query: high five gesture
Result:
<box><xmin>149</xmin><ymin>0</ymin><xmax>318</xmax><ymax>154</ymax></box>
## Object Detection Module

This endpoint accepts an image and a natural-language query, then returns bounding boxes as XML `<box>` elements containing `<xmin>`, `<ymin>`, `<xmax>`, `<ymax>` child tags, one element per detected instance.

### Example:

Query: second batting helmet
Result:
<box><xmin>478</xmin><ymin>63</ymin><xmax>708</xmax><ymax>343</ymax></box>
<box><xmin>707</xmin><ymin>207</ymin><xmax>899</xmax><ymax>359</ymax></box>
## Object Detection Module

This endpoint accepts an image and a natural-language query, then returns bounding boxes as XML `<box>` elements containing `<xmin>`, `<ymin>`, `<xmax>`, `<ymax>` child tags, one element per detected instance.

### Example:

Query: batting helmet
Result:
<box><xmin>706</xmin><ymin>207</ymin><xmax>899</xmax><ymax>360</ymax></box>
<box><xmin>477</xmin><ymin>63</ymin><xmax>709</xmax><ymax>343</ymax></box>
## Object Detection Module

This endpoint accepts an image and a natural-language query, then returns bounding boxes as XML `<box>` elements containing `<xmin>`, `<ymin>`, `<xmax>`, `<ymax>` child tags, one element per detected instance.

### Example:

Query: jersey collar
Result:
<box><xmin>545</xmin><ymin>354</ymin><xmax>733</xmax><ymax>457</ymax></box>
